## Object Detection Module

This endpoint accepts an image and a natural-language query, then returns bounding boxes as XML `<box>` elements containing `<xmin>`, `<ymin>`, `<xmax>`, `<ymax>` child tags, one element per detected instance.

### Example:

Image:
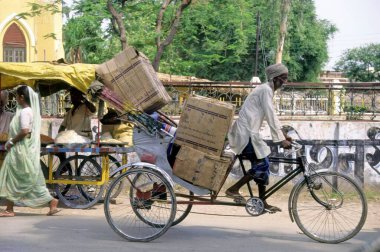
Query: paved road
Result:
<box><xmin>1</xmin><ymin>200</ymin><xmax>380</xmax><ymax>252</ymax></box>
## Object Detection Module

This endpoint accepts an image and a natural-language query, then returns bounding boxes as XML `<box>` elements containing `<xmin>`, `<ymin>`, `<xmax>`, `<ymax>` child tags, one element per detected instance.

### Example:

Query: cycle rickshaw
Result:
<box><xmin>101</xmin><ymin>114</ymin><xmax>368</xmax><ymax>244</ymax></box>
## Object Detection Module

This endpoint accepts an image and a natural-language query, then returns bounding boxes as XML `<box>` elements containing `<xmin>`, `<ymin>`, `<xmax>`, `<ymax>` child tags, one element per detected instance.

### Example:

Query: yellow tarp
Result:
<box><xmin>0</xmin><ymin>62</ymin><xmax>96</xmax><ymax>94</ymax></box>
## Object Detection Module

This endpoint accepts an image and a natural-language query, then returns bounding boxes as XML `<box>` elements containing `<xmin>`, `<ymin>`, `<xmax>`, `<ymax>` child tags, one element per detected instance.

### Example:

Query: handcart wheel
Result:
<box><xmin>291</xmin><ymin>171</ymin><xmax>367</xmax><ymax>244</ymax></box>
<box><xmin>40</xmin><ymin>153</ymin><xmax>72</xmax><ymax>197</ymax></box>
<box><xmin>104</xmin><ymin>167</ymin><xmax>176</xmax><ymax>242</ymax></box>
<box><xmin>88</xmin><ymin>154</ymin><xmax>124</xmax><ymax>199</ymax></box>
<box><xmin>54</xmin><ymin>155</ymin><xmax>105</xmax><ymax>209</ymax></box>
<box><xmin>245</xmin><ymin>197</ymin><xmax>265</xmax><ymax>216</ymax></box>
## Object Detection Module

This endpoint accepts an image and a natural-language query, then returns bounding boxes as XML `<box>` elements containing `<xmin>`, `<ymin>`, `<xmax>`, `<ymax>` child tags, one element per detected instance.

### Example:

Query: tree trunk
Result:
<box><xmin>153</xmin><ymin>0</ymin><xmax>192</xmax><ymax>71</ymax></box>
<box><xmin>275</xmin><ymin>0</ymin><xmax>291</xmax><ymax>64</ymax></box>
<box><xmin>107</xmin><ymin>0</ymin><xmax>128</xmax><ymax>50</ymax></box>
<box><xmin>254</xmin><ymin>12</ymin><xmax>260</xmax><ymax>76</ymax></box>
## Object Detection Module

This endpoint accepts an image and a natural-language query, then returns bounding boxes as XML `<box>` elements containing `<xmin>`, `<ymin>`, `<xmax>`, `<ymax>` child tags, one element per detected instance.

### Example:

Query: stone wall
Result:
<box><xmin>42</xmin><ymin>117</ymin><xmax>380</xmax><ymax>185</ymax></box>
<box><xmin>259</xmin><ymin>120</ymin><xmax>380</xmax><ymax>185</ymax></box>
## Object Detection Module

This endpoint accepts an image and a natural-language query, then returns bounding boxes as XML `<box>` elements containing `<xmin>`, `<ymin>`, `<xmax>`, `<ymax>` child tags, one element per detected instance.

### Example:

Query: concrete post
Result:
<box><xmin>330</xmin><ymin>81</ymin><xmax>344</xmax><ymax>115</ymax></box>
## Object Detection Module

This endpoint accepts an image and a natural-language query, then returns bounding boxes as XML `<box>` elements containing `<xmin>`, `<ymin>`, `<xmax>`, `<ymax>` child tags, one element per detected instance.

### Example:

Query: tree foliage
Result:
<box><xmin>62</xmin><ymin>0</ymin><xmax>117</xmax><ymax>63</ymax></box>
<box><xmin>334</xmin><ymin>43</ymin><xmax>380</xmax><ymax>82</ymax></box>
<box><xmin>284</xmin><ymin>0</ymin><xmax>337</xmax><ymax>81</ymax></box>
<box><xmin>157</xmin><ymin>0</ymin><xmax>336</xmax><ymax>81</ymax></box>
<box><xmin>27</xmin><ymin>0</ymin><xmax>337</xmax><ymax>82</ymax></box>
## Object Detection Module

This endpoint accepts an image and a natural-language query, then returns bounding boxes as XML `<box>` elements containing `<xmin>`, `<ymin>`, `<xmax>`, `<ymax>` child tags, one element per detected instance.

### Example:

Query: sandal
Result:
<box><xmin>47</xmin><ymin>209</ymin><xmax>61</xmax><ymax>216</ymax></box>
<box><xmin>225</xmin><ymin>190</ymin><xmax>246</xmax><ymax>204</ymax></box>
<box><xmin>263</xmin><ymin>203</ymin><xmax>282</xmax><ymax>213</ymax></box>
<box><xmin>0</xmin><ymin>210</ymin><xmax>15</xmax><ymax>217</ymax></box>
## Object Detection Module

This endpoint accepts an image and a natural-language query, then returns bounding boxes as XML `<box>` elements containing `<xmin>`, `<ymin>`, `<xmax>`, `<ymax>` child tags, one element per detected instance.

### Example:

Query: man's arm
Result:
<box><xmin>281</xmin><ymin>127</ymin><xmax>292</xmax><ymax>142</ymax></box>
<box><xmin>261</xmin><ymin>88</ymin><xmax>291</xmax><ymax>148</ymax></box>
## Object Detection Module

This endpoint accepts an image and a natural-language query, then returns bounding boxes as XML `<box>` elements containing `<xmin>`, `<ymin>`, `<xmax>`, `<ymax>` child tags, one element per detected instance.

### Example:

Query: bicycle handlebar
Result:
<box><xmin>284</xmin><ymin>141</ymin><xmax>303</xmax><ymax>157</ymax></box>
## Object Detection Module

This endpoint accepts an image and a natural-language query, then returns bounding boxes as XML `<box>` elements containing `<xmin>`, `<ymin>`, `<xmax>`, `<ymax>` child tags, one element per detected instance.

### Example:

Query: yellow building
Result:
<box><xmin>0</xmin><ymin>0</ymin><xmax>64</xmax><ymax>62</ymax></box>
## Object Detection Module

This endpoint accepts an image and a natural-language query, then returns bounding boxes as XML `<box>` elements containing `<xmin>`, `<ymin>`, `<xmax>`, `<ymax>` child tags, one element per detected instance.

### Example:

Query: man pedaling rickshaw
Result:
<box><xmin>226</xmin><ymin>63</ymin><xmax>292</xmax><ymax>213</ymax></box>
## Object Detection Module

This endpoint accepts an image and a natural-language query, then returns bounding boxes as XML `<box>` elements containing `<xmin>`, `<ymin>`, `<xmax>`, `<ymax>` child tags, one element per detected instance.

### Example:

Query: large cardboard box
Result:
<box><xmin>95</xmin><ymin>47</ymin><xmax>171</xmax><ymax>113</ymax></box>
<box><xmin>173</xmin><ymin>146</ymin><xmax>232</xmax><ymax>192</ymax></box>
<box><xmin>174</xmin><ymin>95</ymin><xmax>235</xmax><ymax>156</ymax></box>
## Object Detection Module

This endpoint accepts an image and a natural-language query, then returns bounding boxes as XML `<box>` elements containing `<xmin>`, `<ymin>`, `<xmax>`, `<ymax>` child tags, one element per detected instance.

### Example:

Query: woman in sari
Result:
<box><xmin>0</xmin><ymin>85</ymin><xmax>60</xmax><ymax>217</ymax></box>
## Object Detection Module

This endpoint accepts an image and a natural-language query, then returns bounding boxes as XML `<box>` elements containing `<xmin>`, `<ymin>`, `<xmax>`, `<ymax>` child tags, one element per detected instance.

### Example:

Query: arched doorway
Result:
<box><xmin>3</xmin><ymin>23</ymin><xmax>26</xmax><ymax>62</ymax></box>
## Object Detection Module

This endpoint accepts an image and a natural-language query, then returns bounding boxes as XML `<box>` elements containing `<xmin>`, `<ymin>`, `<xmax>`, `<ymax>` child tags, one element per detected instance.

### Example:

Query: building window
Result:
<box><xmin>3</xmin><ymin>23</ymin><xmax>26</xmax><ymax>62</ymax></box>
<box><xmin>4</xmin><ymin>47</ymin><xmax>26</xmax><ymax>62</ymax></box>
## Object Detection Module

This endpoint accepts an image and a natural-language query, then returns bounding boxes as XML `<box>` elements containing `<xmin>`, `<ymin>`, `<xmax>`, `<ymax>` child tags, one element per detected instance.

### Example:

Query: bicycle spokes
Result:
<box><xmin>308</xmin><ymin>174</ymin><xmax>345</xmax><ymax>209</ymax></box>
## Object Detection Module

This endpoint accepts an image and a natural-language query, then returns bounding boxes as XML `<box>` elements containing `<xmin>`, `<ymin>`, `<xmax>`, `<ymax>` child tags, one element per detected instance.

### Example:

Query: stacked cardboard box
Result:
<box><xmin>96</xmin><ymin>47</ymin><xmax>172</xmax><ymax>113</ymax></box>
<box><xmin>173</xmin><ymin>95</ymin><xmax>236</xmax><ymax>192</ymax></box>
<box><xmin>173</xmin><ymin>146</ymin><xmax>233</xmax><ymax>192</ymax></box>
<box><xmin>174</xmin><ymin>95</ymin><xmax>235</xmax><ymax>156</ymax></box>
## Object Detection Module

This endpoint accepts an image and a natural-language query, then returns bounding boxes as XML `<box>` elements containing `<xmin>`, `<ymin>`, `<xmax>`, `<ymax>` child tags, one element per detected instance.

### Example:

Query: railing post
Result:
<box><xmin>329</xmin><ymin>84</ymin><xmax>344</xmax><ymax>116</ymax></box>
<box><xmin>291</xmin><ymin>89</ymin><xmax>295</xmax><ymax>115</ymax></box>
<box><xmin>371</xmin><ymin>89</ymin><xmax>376</xmax><ymax>120</ymax></box>
<box><xmin>328</xmin><ymin>84</ymin><xmax>333</xmax><ymax>115</ymax></box>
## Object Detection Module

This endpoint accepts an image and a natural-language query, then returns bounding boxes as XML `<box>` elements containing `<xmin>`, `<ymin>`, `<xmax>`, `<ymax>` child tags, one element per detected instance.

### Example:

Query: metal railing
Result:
<box><xmin>3</xmin><ymin>82</ymin><xmax>380</xmax><ymax>120</ymax></box>
<box><xmin>161</xmin><ymin>82</ymin><xmax>380</xmax><ymax>120</ymax></box>
<box><xmin>4</xmin><ymin>89</ymin><xmax>69</xmax><ymax>117</ymax></box>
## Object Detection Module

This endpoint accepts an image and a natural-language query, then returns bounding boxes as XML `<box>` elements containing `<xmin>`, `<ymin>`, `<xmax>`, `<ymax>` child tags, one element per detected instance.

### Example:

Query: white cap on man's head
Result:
<box><xmin>265</xmin><ymin>63</ymin><xmax>288</xmax><ymax>81</ymax></box>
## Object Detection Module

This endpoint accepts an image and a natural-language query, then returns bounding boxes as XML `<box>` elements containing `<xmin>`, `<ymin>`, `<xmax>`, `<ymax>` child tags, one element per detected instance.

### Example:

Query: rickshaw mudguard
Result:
<box><xmin>110</xmin><ymin>162</ymin><xmax>175</xmax><ymax>188</ymax></box>
<box><xmin>287</xmin><ymin>168</ymin><xmax>330</xmax><ymax>222</ymax></box>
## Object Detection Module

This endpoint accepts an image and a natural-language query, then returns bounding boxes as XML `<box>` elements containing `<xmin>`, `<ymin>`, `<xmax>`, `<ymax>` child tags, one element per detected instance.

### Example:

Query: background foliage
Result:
<box><xmin>62</xmin><ymin>0</ymin><xmax>336</xmax><ymax>82</ymax></box>
<box><xmin>334</xmin><ymin>43</ymin><xmax>380</xmax><ymax>82</ymax></box>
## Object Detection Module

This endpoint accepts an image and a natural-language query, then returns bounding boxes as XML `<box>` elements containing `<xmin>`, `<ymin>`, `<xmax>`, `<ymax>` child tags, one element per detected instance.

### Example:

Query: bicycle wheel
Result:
<box><xmin>55</xmin><ymin>155</ymin><xmax>105</xmax><ymax>209</ymax></box>
<box><xmin>104</xmin><ymin>167</ymin><xmax>176</xmax><ymax>242</ymax></box>
<box><xmin>128</xmin><ymin>173</ymin><xmax>182</xmax><ymax>228</ymax></box>
<box><xmin>40</xmin><ymin>153</ymin><xmax>72</xmax><ymax>196</ymax></box>
<box><xmin>291</xmin><ymin>171</ymin><xmax>367</xmax><ymax>243</ymax></box>
<box><xmin>172</xmin><ymin>186</ymin><xmax>193</xmax><ymax>226</ymax></box>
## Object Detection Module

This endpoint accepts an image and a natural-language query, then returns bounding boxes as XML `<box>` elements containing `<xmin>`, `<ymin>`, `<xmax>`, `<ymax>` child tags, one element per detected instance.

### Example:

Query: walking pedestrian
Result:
<box><xmin>0</xmin><ymin>85</ymin><xmax>60</xmax><ymax>217</ymax></box>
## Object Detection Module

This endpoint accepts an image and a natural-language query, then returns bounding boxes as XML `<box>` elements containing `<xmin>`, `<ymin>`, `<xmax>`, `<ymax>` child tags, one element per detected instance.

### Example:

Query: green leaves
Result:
<box><xmin>27</xmin><ymin>0</ymin><xmax>335</xmax><ymax>82</ymax></box>
<box><xmin>335</xmin><ymin>43</ymin><xmax>380</xmax><ymax>82</ymax></box>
